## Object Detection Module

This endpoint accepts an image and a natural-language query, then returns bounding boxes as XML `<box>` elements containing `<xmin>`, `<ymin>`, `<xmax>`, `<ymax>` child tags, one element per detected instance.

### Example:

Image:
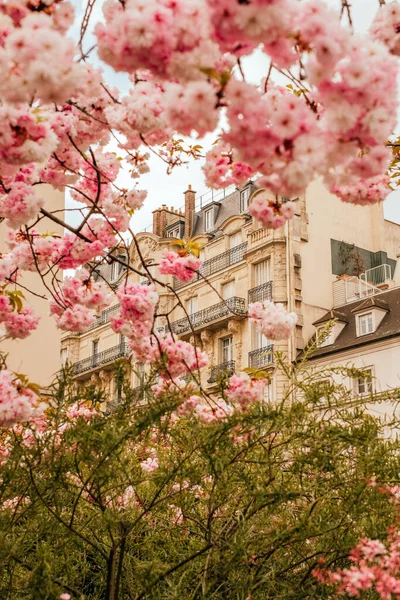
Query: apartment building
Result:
<box><xmin>60</xmin><ymin>180</ymin><xmax>400</xmax><ymax>401</ymax></box>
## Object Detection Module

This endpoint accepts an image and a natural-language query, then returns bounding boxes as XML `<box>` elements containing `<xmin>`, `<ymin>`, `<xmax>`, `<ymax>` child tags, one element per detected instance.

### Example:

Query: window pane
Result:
<box><xmin>222</xmin><ymin>281</ymin><xmax>235</xmax><ymax>299</ymax></box>
<box><xmin>222</xmin><ymin>337</ymin><xmax>233</xmax><ymax>362</ymax></box>
<box><xmin>255</xmin><ymin>260</ymin><xmax>271</xmax><ymax>286</ymax></box>
<box><xmin>229</xmin><ymin>232</ymin><xmax>242</xmax><ymax>248</ymax></box>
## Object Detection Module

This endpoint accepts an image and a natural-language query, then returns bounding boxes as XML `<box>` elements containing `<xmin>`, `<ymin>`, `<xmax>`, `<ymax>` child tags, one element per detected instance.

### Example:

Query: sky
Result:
<box><xmin>70</xmin><ymin>0</ymin><xmax>400</xmax><ymax>232</ymax></box>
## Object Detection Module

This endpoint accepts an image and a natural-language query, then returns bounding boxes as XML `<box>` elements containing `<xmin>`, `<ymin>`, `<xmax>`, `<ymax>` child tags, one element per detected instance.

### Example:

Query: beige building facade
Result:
<box><xmin>60</xmin><ymin>182</ymin><xmax>400</xmax><ymax>401</ymax></box>
<box><xmin>1</xmin><ymin>185</ymin><xmax>64</xmax><ymax>388</ymax></box>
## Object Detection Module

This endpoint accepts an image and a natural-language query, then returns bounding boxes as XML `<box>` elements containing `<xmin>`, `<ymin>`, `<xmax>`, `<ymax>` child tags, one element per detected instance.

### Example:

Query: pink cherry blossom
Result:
<box><xmin>249</xmin><ymin>193</ymin><xmax>296</xmax><ymax>229</ymax></box>
<box><xmin>159</xmin><ymin>250</ymin><xmax>202</xmax><ymax>282</ymax></box>
<box><xmin>248</xmin><ymin>300</ymin><xmax>297</xmax><ymax>341</ymax></box>
<box><xmin>0</xmin><ymin>369</ymin><xmax>46</xmax><ymax>428</ymax></box>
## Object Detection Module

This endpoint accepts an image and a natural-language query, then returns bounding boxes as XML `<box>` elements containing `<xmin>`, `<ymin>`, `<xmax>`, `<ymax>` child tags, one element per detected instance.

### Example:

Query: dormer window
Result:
<box><xmin>240</xmin><ymin>187</ymin><xmax>251</xmax><ymax>213</ymax></box>
<box><xmin>167</xmin><ymin>225</ymin><xmax>180</xmax><ymax>238</ymax></box>
<box><xmin>357</xmin><ymin>312</ymin><xmax>374</xmax><ymax>336</ymax></box>
<box><xmin>205</xmin><ymin>208</ymin><xmax>214</xmax><ymax>232</ymax></box>
<box><xmin>317</xmin><ymin>326</ymin><xmax>334</xmax><ymax>347</ymax></box>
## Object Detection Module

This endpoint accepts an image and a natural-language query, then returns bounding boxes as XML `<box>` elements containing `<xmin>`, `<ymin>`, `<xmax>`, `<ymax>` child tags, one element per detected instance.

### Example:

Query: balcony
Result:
<box><xmin>169</xmin><ymin>297</ymin><xmax>246</xmax><ymax>336</ymax></box>
<box><xmin>360</xmin><ymin>264</ymin><xmax>393</xmax><ymax>288</ymax></box>
<box><xmin>333</xmin><ymin>276</ymin><xmax>381</xmax><ymax>308</ymax></box>
<box><xmin>248</xmin><ymin>345</ymin><xmax>274</xmax><ymax>369</ymax></box>
<box><xmin>79</xmin><ymin>304</ymin><xmax>120</xmax><ymax>335</ymax></box>
<box><xmin>173</xmin><ymin>242</ymin><xmax>248</xmax><ymax>291</ymax></box>
<box><xmin>208</xmin><ymin>360</ymin><xmax>235</xmax><ymax>384</ymax></box>
<box><xmin>73</xmin><ymin>343</ymin><xmax>130</xmax><ymax>376</ymax></box>
<box><xmin>248</xmin><ymin>281</ymin><xmax>273</xmax><ymax>304</ymax></box>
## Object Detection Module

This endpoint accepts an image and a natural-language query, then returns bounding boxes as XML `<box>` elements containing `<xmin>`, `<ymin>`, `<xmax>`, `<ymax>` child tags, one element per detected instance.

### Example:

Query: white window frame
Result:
<box><xmin>354</xmin><ymin>368</ymin><xmax>374</xmax><ymax>397</ymax></box>
<box><xmin>186</xmin><ymin>296</ymin><xmax>198</xmax><ymax>316</ymax></box>
<box><xmin>254</xmin><ymin>259</ymin><xmax>271</xmax><ymax>286</ymax></box>
<box><xmin>252</xmin><ymin>325</ymin><xmax>270</xmax><ymax>351</ymax></box>
<box><xmin>357</xmin><ymin>312</ymin><xmax>374</xmax><ymax>336</ymax></box>
<box><xmin>60</xmin><ymin>348</ymin><xmax>68</xmax><ymax>367</ymax></box>
<box><xmin>110</xmin><ymin>261</ymin><xmax>119</xmax><ymax>283</ymax></box>
<box><xmin>240</xmin><ymin>187</ymin><xmax>251</xmax><ymax>213</ymax></box>
<box><xmin>222</xmin><ymin>281</ymin><xmax>235</xmax><ymax>300</ymax></box>
<box><xmin>229</xmin><ymin>231</ymin><xmax>242</xmax><ymax>248</ymax></box>
<box><xmin>317</xmin><ymin>326</ymin><xmax>334</xmax><ymax>347</ymax></box>
<box><xmin>92</xmin><ymin>340</ymin><xmax>99</xmax><ymax>356</ymax></box>
<box><xmin>221</xmin><ymin>336</ymin><xmax>233</xmax><ymax>363</ymax></box>
<box><xmin>167</xmin><ymin>225</ymin><xmax>180</xmax><ymax>238</ymax></box>
<box><xmin>205</xmin><ymin>208</ymin><xmax>214</xmax><ymax>232</ymax></box>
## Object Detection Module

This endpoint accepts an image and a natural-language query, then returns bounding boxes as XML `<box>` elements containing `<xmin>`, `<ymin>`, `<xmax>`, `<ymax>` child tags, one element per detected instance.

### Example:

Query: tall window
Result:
<box><xmin>240</xmin><ymin>187</ymin><xmax>251</xmax><ymax>213</ymax></box>
<box><xmin>229</xmin><ymin>231</ymin><xmax>242</xmax><ymax>248</ymax></box>
<box><xmin>253</xmin><ymin>325</ymin><xmax>269</xmax><ymax>350</ymax></box>
<box><xmin>221</xmin><ymin>336</ymin><xmax>233</xmax><ymax>363</ymax></box>
<box><xmin>354</xmin><ymin>368</ymin><xmax>373</xmax><ymax>396</ymax></box>
<box><xmin>60</xmin><ymin>348</ymin><xmax>68</xmax><ymax>367</ymax></box>
<box><xmin>186</xmin><ymin>297</ymin><xmax>198</xmax><ymax>315</ymax></box>
<box><xmin>110</xmin><ymin>261</ymin><xmax>119</xmax><ymax>282</ymax></box>
<box><xmin>92</xmin><ymin>340</ymin><xmax>99</xmax><ymax>355</ymax></box>
<box><xmin>205</xmin><ymin>208</ymin><xmax>214</xmax><ymax>232</ymax></box>
<box><xmin>357</xmin><ymin>312</ymin><xmax>374</xmax><ymax>336</ymax></box>
<box><xmin>254</xmin><ymin>259</ymin><xmax>271</xmax><ymax>286</ymax></box>
<box><xmin>222</xmin><ymin>281</ymin><xmax>235</xmax><ymax>300</ymax></box>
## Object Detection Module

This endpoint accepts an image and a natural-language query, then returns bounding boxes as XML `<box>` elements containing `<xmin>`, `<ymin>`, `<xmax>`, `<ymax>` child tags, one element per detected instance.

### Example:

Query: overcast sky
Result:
<box><xmin>71</xmin><ymin>0</ymin><xmax>400</xmax><ymax>232</ymax></box>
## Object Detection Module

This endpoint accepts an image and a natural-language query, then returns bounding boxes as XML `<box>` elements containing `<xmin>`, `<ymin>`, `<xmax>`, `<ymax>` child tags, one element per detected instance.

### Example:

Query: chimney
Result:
<box><xmin>184</xmin><ymin>185</ymin><xmax>196</xmax><ymax>239</ymax></box>
<box><xmin>152</xmin><ymin>206</ymin><xmax>168</xmax><ymax>238</ymax></box>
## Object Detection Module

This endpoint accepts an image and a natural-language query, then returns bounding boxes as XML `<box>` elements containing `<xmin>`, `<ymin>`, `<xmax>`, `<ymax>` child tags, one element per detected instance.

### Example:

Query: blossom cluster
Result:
<box><xmin>370</xmin><ymin>2</ymin><xmax>400</xmax><ymax>56</ymax></box>
<box><xmin>248</xmin><ymin>300</ymin><xmax>298</xmax><ymax>341</ymax></box>
<box><xmin>159</xmin><ymin>250</ymin><xmax>202</xmax><ymax>282</ymax></box>
<box><xmin>0</xmin><ymin>370</ymin><xmax>45</xmax><ymax>428</ymax></box>
<box><xmin>225</xmin><ymin>374</ymin><xmax>268</xmax><ymax>412</ymax></box>
<box><xmin>249</xmin><ymin>193</ymin><xmax>296</xmax><ymax>229</ymax></box>
<box><xmin>49</xmin><ymin>269</ymin><xmax>113</xmax><ymax>333</ymax></box>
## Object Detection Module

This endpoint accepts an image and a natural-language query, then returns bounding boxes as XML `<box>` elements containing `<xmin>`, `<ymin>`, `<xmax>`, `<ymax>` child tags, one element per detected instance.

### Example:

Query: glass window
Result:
<box><xmin>205</xmin><ymin>208</ymin><xmax>214</xmax><ymax>232</ymax></box>
<box><xmin>60</xmin><ymin>348</ymin><xmax>68</xmax><ymax>366</ymax></box>
<box><xmin>222</xmin><ymin>281</ymin><xmax>235</xmax><ymax>300</ymax></box>
<box><xmin>240</xmin><ymin>187</ymin><xmax>251</xmax><ymax>213</ymax></box>
<box><xmin>317</xmin><ymin>327</ymin><xmax>334</xmax><ymax>347</ymax></box>
<box><xmin>186</xmin><ymin>296</ymin><xmax>198</xmax><ymax>316</ymax></box>
<box><xmin>358</xmin><ymin>312</ymin><xmax>374</xmax><ymax>336</ymax></box>
<box><xmin>253</xmin><ymin>326</ymin><xmax>270</xmax><ymax>350</ymax></box>
<box><xmin>110</xmin><ymin>261</ymin><xmax>119</xmax><ymax>282</ymax></box>
<box><xmin>92</xmin><ymin>340</ymin><xmax>99</xmax><ymax>356</ymax></box>
<box><xmin>254</xmin><ymin>259</ymin><xmax>271</xmax><ymax>286</ymax></box>
<box><xmin>221</xmin><ymin>336</ymin><xmax>233</xmax><ymax>363</ymax></box>
<box><xmin>229</xmin><ymin>231</ymin><xmax>242</xmax><ymax>248</ymax></box>
<box><xmin>354</xmin><ymin>369</ymin><xmax>373</xmax><ymax>396</ymax></box>
<box><xmin>167</xmin><ymin>226</ymin><xmax>180</xmax><ymax>238</ymax></box>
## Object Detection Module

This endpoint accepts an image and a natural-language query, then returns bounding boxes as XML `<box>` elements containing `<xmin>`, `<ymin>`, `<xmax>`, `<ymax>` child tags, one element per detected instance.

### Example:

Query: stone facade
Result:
<box><xmin>60</xmin><ymin>181</ymin><xmax>400</xmax><ymax>401</ymax></box>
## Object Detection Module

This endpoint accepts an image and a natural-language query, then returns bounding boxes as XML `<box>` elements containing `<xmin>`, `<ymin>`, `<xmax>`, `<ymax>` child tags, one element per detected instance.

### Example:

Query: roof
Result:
<box><xmin>192</xmin><ymin>184</ymin><xmax>255</xmax><ymax>236</ymax></box>
<box><xmin>307</xmin><ymin>286</ymin><xmax>400</xmax><ymax>361</ymax></box>
<box><xmin>313</xmin><ymin>309</ymin><xmax>348</xmax><ymax>326</ymax></box>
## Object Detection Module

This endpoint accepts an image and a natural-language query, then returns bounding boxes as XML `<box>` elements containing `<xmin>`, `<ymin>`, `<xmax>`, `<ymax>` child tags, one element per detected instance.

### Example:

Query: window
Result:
<box><xmin>354</xmin><ymin>369</ymin><xmax>373</xmax><ymax>396</ymax></box>
<box><xmin>263</xmin><ymin>381</ymin><xmax>272</xmax><ymax>402</ymax></box>
<box><xmin>186</xmin><ymin>296</ymin><xmax>198</xmax><ymax>316</ymax></box>
<box><xmin>221</xmin><ymin>336</ymin><xmax>233</xmax><ymax>363</ymax></box>
<box><xmin>92</xmin><ymin>340</ymin><xmax>99</xmax><ymax>356</ymax></box>
<box><xmin>119</xmin><ymin>333</ymin><xmax>126</xmax><ymax>347</ymax></box>
<box><xmin>253</xmin><ymin>326</ymin><xmax>270</xmax><ymax>350</ymax></box>
<box><xmin>114</xmin><ymin>376</ymin><xmax>123</xmax><ymax>402</ymax></box>
<box><xmin>240</xmin><ymin>187</ymin><xmax>251</xmax><ymax>213</ymax></box>
<box><xmin>229</xmin><ymin>231</ymin><xmax>242</xmax><ymax>248</ymax></box>
<box><xmin>205</xmin><ymin>208</ymin><xmax>214</xmax><ymax>232</ymax></box>
<box><xmin>317</xmin><ymin>326</ymin><xmax>334</xmax><ymax>347</ymax></box>
<box><xmin>60</xmin><ymin>348</ymin><xmax>68</xmax><ymax>367</ymax></box>
<box><xmin>254</xmin><ymin>259</ymin><xmax>271</xmax><ymax>286</ymax></box>
<box><xmin>222</xmin><ymin>281</ymin><xmax>235</xmax><ymax>300</ymax></box>
<box><xmin>357</xmin><ymin>312</ymin><xmax>374</xmax><ymax>336</ymax></box>
<box><xmin>110</xmin><ymin>261</ymin><xmax>119</xmax><ymax>282</ymax></box>
<box><xmin>167</xmin><ymin>225</ymin><xmax>180</xmax><ymax>238</ymax></box>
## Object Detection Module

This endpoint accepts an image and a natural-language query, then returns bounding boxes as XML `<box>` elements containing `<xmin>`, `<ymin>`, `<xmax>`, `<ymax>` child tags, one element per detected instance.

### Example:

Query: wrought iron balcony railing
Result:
<box><xmin>79</xmin><ymin>304</ymin><xmax>120</xmax><ymax>335</ymax></box>
<box><xmin>248</xmin><ymin>281</ymin><xmax>273</xmax><ymax>304</ymax></box>
<box><xmin>73</xmin><ymin>343</ymin><xmax>129</xmax><ymax>376</ymax></box>
<box><xmin>248</xmin><ymin>345</ymin><xmax>274</xmax><ymax>369</ymax></box>
<box><xmin>208</xmin><ymin>360</ymin><xmax>235</xmax><ymax>384</ymax></box>
<box><xmin>169</xmin><ymin>297</ymin><xmax>246</xmax><ymax>336</ymax></box>
<box><xmin>173</xmin><ymin>242</ymin><xmax>248</xmax><ymax>291</ymax></box>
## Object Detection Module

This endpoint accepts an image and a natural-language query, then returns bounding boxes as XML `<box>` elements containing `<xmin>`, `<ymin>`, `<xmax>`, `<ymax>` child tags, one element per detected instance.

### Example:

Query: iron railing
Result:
<box><xmin>248</xmin><ymin>345</ymin><xmax>274</xmax><ymax>369</ymax></box>
<box><xmin>360</xmin><ymin>264</ymin><xmax>392</xmax><ymax>287</ymax></box>
<box><xmin>248</xmin><ymin>281</ymin><xmax>273</xmax><ymax>304</ymax></box>
<box><xmin>208</xmin><ymin>360</ymin><xmax>235</xmax><ymax>384</ymax></box>
<box><xmin>169</xmin><ymin>297</ymin><xmax>246</xmax><ymax>335</ymax></box>
<box><xmin>79</xmin><ymin>304</ymin><xmax>120</xmax><ymax>334</ymax></box>
<box><xmin>73</xmin><ymin>343</ymin><xmax>129</xmax><ymax>375</ymax></box>
<box><xmin>173</xmin><ymin>242</ymin><xmax>248</xmax><ymax>291</ymax></box>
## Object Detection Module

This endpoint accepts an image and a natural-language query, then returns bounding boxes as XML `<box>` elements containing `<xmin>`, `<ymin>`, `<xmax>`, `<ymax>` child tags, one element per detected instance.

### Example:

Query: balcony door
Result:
<box><xmin>186</xmin><ymin>296</ymin><xmax>198</xmax><ymax>328</ymax></box>
<box><xmin>254</xmin><ymin>259</ymin><xmax>271</xmax><ymax>286</ymax></box>
<box><xmin>221</xmin><ymin>336</ymin><xmax>233</xmax><ymax>364</ymax></box>
<box><xmin>91</xmin><ymin>339</ymin><xmax>99</xmax><ymax>368</ymax></box>
<box><xmin>222</xmin><ymin>281</ymin><xmax>235</xmax><ymax>301</ymax></box>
